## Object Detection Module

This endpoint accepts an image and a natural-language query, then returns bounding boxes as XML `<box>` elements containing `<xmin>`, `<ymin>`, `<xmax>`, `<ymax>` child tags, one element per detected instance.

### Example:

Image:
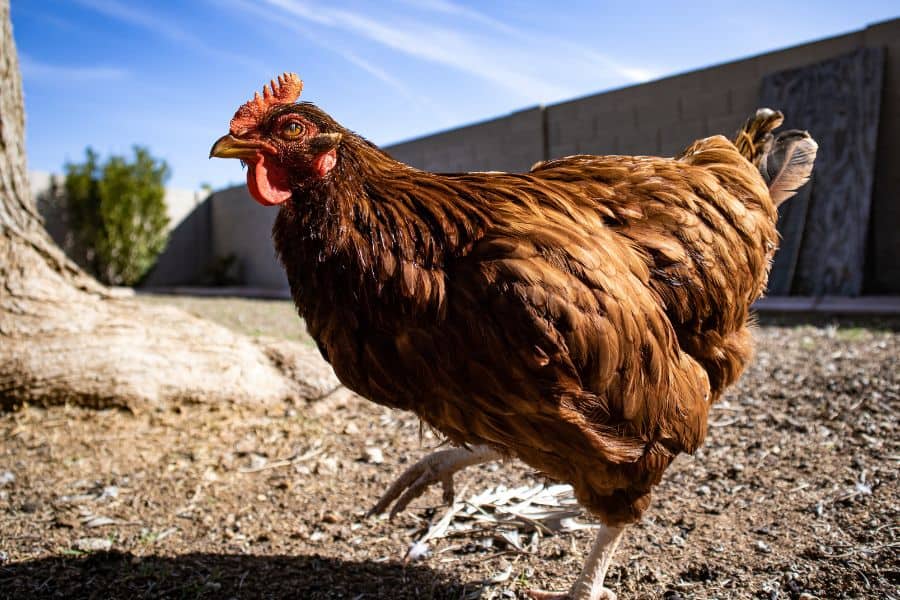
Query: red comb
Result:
<box><xmin>230</xmin><ymin>72</ymin><xmax>304</xmax><ymax>134</ymax></box>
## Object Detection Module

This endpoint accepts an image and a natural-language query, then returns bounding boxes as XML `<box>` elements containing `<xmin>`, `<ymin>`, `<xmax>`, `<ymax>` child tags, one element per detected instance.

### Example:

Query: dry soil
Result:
<box><xmin>0</xmin><ymin>297</ymin><xmax>897</xmax><ymax>599</ymax></box>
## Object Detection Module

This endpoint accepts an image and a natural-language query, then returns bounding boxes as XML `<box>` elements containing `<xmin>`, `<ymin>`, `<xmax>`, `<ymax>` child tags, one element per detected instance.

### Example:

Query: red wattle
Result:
<box><xmin>313</xmin><ymin>149</ymin><xmax>337</xmax><ymax>178</ymax></box>
<box><xmin>246</xmin><ymin>154</ymin><xmax>292</xmax><ymax>206</ymax></box>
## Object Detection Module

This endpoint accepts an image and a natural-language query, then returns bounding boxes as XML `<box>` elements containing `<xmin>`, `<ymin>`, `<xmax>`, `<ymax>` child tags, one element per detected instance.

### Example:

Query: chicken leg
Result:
<box><xmin>367</xmin><ymin>445</ymin><xmax>501</xmax><ymax>518</ymax></box>
<box><xmin>529</xmin><ymin>524</ymin><xmax>626</xmax><ymax>600</ymax></box>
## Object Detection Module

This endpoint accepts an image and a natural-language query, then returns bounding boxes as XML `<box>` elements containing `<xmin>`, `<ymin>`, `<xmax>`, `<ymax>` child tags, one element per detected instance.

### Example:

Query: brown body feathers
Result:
<box><xmin>272</xmin><ymin>109</ymin><xmax>815</xmax><ymax>525</ymax></box>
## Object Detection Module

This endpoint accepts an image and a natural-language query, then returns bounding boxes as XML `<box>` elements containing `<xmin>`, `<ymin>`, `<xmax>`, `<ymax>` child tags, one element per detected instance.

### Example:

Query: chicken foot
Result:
<box><xmin>529</xmin><ymin>524</ymin><xmax>626</xmax><ymax>600</ymax></box>
<box><xmin>367</xmin><ymin>445</ymin><xmax>501</xmax><ymax>518</ymax></box>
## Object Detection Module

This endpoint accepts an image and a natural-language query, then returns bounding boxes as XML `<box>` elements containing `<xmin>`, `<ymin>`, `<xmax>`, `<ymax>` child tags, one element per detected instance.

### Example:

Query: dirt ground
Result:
<box><xmin>1</xmin><ymin>296</ymin><xmax>897</xmax><ymax>599</ymax></box>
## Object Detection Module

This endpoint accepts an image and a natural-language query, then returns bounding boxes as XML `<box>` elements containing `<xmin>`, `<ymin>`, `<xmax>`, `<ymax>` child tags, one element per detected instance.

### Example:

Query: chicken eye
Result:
<box><xmin>281</xmin><ymin>121</ymin><xmax>304</xmax><ymax>139</ymax></box>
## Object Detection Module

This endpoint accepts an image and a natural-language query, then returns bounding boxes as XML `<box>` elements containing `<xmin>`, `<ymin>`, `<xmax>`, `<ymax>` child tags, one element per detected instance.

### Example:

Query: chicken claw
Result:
<box><xmin>367</xmin><ymin>445</ymin><xmax>500</xmax><ymax>518</ymax></box>
<box><xmin>527</xmin><ymin>525</ymin><xmax>625</xmax><ymax>600</ymax></box>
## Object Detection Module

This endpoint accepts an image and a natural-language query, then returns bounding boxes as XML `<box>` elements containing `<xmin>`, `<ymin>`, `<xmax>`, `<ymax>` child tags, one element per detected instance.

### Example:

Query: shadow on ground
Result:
<box><xmin>0</xmin><ymin>551</ymin><xmax>470</xmax><ymax>600</ymax></box>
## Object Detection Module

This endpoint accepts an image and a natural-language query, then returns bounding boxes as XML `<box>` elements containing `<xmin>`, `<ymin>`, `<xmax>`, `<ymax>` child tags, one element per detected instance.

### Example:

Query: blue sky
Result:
<box><xmin>12</xmin><ymin>0</ymin><xmax>899</xmax><ymax>190</ymax></box>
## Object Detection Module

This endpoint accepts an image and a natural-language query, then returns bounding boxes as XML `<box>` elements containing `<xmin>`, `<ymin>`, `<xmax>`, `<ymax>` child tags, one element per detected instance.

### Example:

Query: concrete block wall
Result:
<box><xmin>209</xmin><ymin>185</ymin><xmax>288</xmax><ymax>289</ymax></box>
<box><xmin>30</xmin><ymin>170</ymin><xmax>218</xmax><ymax>288</ymax></box>
<box><xmin>862</xmin><ymin>19</ymin><xmax>900</xmax><ymax>294</ymax></box>
<box><xmin>138</xmin><ymin>17</ymin><xmax>899</xmax><ymax>294</ymax></box>
<box><xmin>142</xmin><ymin>183</ymin><xmax>287</xmax><ymax>289</ymax></box>
<box><xmin>163</xmin><ymin>188</ymin><xmax>205</xmax><ymax>232</ymax></box>
<box><xmin>31</xmin><ymin>171</ymin><xmax>205</xmax><ymax>237</ymax></box>
<box><xmin>387</xmin><ymin>107</ymin><xmax>545</xmax><ymax>173</ymax></box>
<box><xmin>385</xmin><ymin>18</ymin><xmax>900</xmax><ymax>294</ymax></box>
<box><xmin>142</xmin><ymin>196</ymin><xmax>213</xmax><ymax>287</ymax></box>
<box><xmin>544</xmin><ymin>29</ymin><xmax>871</xmax><ymax>160</ymax></box>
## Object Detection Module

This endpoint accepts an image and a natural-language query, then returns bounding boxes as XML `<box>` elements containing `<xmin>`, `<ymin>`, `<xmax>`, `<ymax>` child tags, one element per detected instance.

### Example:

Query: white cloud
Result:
<box><xmin>263</xmin><ymin>0</ymin><xmax>572</xmax><ymax>100</ymax></box>
<box><xmin>72</xmin><ymin>0</ymin><xmax>269</xmax><ymax>73</ymax></box>
<box><xmin>74</xmin><ymin>0</ymin><xmax>192</xmax><ymax>43</ymax></box>
<box><xmin>405</xmin><ymin>0</ymin><xmax>660</xmax><ymax>85</ymax></box>
<box><xmin>255</xmin><ymin>0</ymin><xmax>658</xmax><ymax>104</ymax></box>
<box><xmin>223</xmin><ymin>0</ymin><xmax>454</xmax><ymax>123</ymax></box>
<box><xmin>399</xmin><ymin>0</ymin><xmax>519</xmax><ymax>36</ymax></box>
<box><xmin>577</xmin><ymin>49</ymin><xmax>659</xmax><ymax>84</ymax></box>
<box><xmin>19</xmin><ymin>54</ymin><xmax>128</xmax><ymax>82</ymax></box>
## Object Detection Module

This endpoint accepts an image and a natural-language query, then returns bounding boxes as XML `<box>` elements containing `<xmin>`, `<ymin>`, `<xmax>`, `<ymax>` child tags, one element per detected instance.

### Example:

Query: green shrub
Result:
<box><xmin>63</xmin><ymin>147</ymin><xmax>170</xmax><ymax>286</ymax></box>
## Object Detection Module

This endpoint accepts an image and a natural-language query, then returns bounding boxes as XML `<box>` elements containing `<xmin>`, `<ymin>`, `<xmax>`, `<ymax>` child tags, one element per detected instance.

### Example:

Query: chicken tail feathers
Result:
<box><xmin>734</xmin><ymin>108</ymin><xmax>818</xmax><ymax>206</ymax></box>
<box><xmin>734</xmin><ymin>108</ymin><xmax>783</xmax><ymax>164</ymax></box>
<box><xmin>759</xmin><ymin>129</ymin><xmax>818</xmax><ymax>206</ymax></box>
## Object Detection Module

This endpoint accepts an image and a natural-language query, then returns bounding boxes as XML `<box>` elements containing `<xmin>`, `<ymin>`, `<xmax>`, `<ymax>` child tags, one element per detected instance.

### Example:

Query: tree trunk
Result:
<box><xmin>0</xmin><ymin>2</ymin><xmax>336</xmax><ymax>411</ymax></box>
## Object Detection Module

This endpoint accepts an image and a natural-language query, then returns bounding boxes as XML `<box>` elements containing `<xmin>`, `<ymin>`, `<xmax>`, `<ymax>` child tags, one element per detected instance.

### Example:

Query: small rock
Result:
<box><xmin>663</xmin><ymin>591</ymin><xmax>683</xmax><ymax>600</ymax></box>
<box><xmin>406</xmin><ymin>541</ymin><xmax>430</xmax><ymax>561</ymax></box>
<box><xmin>83</xmin><ymin>515</ymin><xmax>118</xmax><ymax>528</ymax></box>
<box><xmin>0</xmin><ymin>471</ymin><xmax>14</xmax><ymax>486</ymax></box>
<box><xmin>755</xmin><ymin>540</ymin><xmax>771</xmax><ymax>553</ymax></box>
<box><xmin>53</xmin><ymin>515</ymin><xmax>79</xmax><ymax>529</ymax></box>
<box><xmin>485</xmin><ymin>563</ymin><xmax>512</xmax><ymax>584</ymax></box>
<box><xmin>321</xmin><ymin>511</ymin><xmax>341</xmax><ymax>524</ymax></box>
<box><xmin>99</xmin><ymin>486</ymin><xmax>119</xmax><ymax>500</ymax></box>
<box><xmin>75</xmin><ymin>537</ymin><xmax>112</xmax><ymax>552</ymax></box>
<box><xmin>364</xmin><ymin>447</ymin><xmax>384</xmax><ymax>464</ymax></box>
<box><xmin>344</xmin><ymin>422</ymin><xmax>360</xmax><ymax>435</ymax></box>
<box><xmin>785</xmin><ymin>578</ymin><xmax>804</xmax><ymax>595</ymax></box>
<box><xmin>0</xmin><ymin>550</ymin><xmax>8</xmax><ymax>563</ymax></box>
<box><xmin>233</xmin><ymin>438</ymin><xmax>257</xmax><ymax>455</ymax></box>
<box><xmin>697</xmin><ymin>485</ymin><xmax>711</xmax><ymax>496</ymax></box>
<box><xmin>316</xmin><ymin>456</ymin><xmax>339</xmax><ymax>474</ymax></box>
<box><xmin>248</xmin><ymin>454</ymin><xmax>268</xmax><ymax>470</ymax></box>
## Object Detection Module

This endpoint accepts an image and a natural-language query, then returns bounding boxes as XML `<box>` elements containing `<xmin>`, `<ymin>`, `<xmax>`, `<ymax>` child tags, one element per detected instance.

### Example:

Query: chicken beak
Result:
<box><xmin>209</xmin><ymin>134</ymin><xmax>266</xmax><ymax>160</ymax></box>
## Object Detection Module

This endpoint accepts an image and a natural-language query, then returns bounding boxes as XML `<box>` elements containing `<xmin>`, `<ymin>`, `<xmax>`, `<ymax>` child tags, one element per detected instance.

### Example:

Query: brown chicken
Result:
<box><xmin>211</xmin><ymin>73</ymin><xmax>817</xmax><ymax>599</ymax></box>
